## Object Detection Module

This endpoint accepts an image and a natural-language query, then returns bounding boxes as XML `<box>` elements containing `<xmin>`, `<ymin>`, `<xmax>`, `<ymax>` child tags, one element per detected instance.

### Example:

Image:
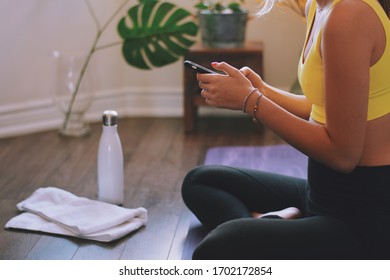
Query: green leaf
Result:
<box><xmin>118</xmin><ymin>0</ymin><xmax>199</xmax><ymax>70</ymax></box>
<box><xmin>138</xmin><ymin>0</ymin><xmax>153</xmax><ymax>4</ymax></box>
<box><xmin>228</xmin><ymin>3</ymin><xmax>243</xmax><ymax>12</ymax></box>
<box><xmin>194</xmin><ymin>3</ymin><xmax>209</xmax><ymax>10</ymax></box>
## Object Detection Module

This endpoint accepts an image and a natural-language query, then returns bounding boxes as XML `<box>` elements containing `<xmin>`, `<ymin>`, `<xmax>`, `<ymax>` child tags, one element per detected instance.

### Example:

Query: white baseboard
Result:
<box><xmin>0</xmin><ymin>87</ymin><xmax>182</xmax><ymax>139</ymax></box>
<box><xmin>0</xmin><ymin>86</ymin><xmax>242</xmax><ymax>139</ymax></box>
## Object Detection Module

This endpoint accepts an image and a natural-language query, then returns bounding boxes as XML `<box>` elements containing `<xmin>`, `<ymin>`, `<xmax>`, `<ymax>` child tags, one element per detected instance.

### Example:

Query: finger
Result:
<box><xmin>197</xmin><ymin>73</ymin><xmax>213</xmax><ymax>82</ymax></box>
<box><xmin>200</xmin><ymin>89</ymin><xmax>208</xmax><ymax>98</ymax></box>
<box><xmin>199</xmin><ymin>81</ymin><xmax>209</xmax><ymax>90</ymax></box>
<box><xmin>211</xmin><ymin>62</ymin><xmax>243</xmax><ymax>78</ymax></box>
<box><xmin>239</xmin><ymin>66</ymin><xmax>252</xmax><ymax>77</ymax></box>
<box><xmin>204</xmin><ymin>97</ymin><xmax>214</xmax><ymax>106</ymax></box>
<box><xmin>197</xmin><ymin>75</ymin><xmax>212</xmax><ymax>86</ymax></box>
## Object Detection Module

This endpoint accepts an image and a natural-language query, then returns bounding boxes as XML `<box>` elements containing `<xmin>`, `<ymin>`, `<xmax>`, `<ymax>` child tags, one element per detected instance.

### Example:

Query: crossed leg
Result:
<box><xmin>182</xmin><ymin>165</ymin><xmax>364</xmax><ymax>259</ymax></box>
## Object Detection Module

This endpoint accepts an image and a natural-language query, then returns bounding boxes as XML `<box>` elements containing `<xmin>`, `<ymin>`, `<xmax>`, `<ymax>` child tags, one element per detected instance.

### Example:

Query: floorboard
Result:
<box><xmin>0</xmin><ymin>116</ymin><xmax>284</xmax><ymax>259</ymax></box>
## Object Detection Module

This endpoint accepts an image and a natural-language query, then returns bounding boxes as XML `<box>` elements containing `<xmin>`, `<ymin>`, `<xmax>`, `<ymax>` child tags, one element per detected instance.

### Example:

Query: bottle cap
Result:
<box><xmin>102</xmin><ymin>110</ymin><xmax>118</xmax><ymax>126</ymax></box>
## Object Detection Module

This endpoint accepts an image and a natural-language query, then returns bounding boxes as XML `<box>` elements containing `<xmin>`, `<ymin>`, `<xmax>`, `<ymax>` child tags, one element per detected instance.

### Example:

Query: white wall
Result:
<box><xmin>0</xmin><ymin>0</ymin><xmax>305</xmax><ymax>138</ymax></box>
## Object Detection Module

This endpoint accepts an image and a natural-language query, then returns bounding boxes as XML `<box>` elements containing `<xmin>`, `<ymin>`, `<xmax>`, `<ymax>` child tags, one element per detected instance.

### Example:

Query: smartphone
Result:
<box><xmin>184</xmin><ymin>60</ymin><xmax>216</xmax><ymax>74</ymax></box>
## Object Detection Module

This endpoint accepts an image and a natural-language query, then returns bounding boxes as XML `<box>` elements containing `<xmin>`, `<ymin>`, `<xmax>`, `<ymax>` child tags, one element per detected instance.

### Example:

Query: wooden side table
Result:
<box><xmin>183</xmin><ymin>42</ymin><xmax>264</xmax><ymax>133</ymax></box>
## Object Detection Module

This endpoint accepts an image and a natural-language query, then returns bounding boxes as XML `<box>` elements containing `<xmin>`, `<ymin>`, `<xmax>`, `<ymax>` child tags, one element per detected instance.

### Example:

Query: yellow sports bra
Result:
<box><xmin>297</xmin><ymin>0</ymin><xmax>390</xmax><ymax>124</ymax></box>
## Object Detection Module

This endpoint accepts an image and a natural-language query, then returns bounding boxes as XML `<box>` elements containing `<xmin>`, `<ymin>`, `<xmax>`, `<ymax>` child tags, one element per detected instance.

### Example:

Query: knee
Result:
<box><xmin>181</xmin><ymin>166</ymin><xmax>201</xmax><ymax>204</ymax></box>
<box><xmin>181</xmin><ymin>165</ymin><xmax>216</xmax><ymax>203</ymax></box>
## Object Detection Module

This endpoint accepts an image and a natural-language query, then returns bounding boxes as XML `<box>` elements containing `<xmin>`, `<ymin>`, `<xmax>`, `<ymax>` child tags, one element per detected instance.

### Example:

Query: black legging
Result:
<box><xmin>181</xmin><ymin>163</ymin><xmax>389</xmax><ymax>259</ymax></box>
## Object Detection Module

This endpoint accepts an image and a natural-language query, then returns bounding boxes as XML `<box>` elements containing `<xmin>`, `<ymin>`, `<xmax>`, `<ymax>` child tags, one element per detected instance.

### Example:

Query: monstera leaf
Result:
<box><xmin>118</xmin><ymin>0</ymin><xmax>199</xmax><ymax>70</ymax></box>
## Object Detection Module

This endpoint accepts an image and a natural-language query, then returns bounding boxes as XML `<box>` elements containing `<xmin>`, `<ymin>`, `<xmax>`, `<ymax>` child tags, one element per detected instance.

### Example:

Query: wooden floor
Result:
<box><xmin>0</xmin><ymin>116</ymin><xmax>284</xmax><ymax>260</ymax></box>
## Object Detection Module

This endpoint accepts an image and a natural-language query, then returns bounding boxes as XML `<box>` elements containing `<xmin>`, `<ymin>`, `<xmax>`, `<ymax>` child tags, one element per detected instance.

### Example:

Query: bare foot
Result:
<box><xmin>252</xmin><ymin>207</ymin><xmax>302</xmax><ymax>219</ymax></box>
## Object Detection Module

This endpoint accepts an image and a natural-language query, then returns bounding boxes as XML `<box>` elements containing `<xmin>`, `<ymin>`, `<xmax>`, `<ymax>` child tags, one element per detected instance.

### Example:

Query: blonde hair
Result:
<box><xmin>256</xmin><ymin>0</ymin><xmax>306</xmax><ymax>17</ymax></box>
<box><xmin>258</xmin><ymin>0</ymin><xmax>390</xmax><ymax>18</ymax></box>
<box><xmin>256</xmin><ymin>0</ymin><xmax>277</xmax><ymax>16</ymax></box>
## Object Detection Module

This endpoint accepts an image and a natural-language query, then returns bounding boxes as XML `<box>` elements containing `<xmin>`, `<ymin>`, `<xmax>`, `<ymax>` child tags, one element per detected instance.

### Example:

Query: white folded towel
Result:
<box><xmin>5</xmin><ymin>187</ymin><xmax>147</xmax><ymax>242</ymax></box>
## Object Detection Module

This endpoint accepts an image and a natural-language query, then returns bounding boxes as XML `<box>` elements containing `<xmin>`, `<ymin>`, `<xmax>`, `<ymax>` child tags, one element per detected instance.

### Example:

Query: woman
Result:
<box><xmin>181</xmin><ymin>0</ymin><xmax>390</xmax><ymax>259</ymax></box>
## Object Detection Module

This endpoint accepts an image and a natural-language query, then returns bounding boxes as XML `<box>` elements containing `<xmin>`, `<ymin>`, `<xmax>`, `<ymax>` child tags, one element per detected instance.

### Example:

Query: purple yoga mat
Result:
<box><xmin>204</xmin><ymin>144</ymin><xmax>308</xmax><ymax>179</ymax></box>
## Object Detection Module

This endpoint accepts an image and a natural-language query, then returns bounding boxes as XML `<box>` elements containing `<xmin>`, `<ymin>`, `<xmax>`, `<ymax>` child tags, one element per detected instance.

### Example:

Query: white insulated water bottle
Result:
<box><xmin>97</xmin><ymin>110</ymin><xmax>124</xmax><ymax>205</ymax></box>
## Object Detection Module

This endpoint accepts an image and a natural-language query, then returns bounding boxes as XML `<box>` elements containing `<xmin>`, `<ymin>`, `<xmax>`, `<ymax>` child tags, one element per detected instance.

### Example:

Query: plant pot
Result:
<box><xmin>52</xmin><ymin>52</ymin><xmax>96</xmax><ymax>137</ymax></box>
<box><xmin>198</xmin><ymin>11</ymin><xmax>248</xmax><ymax>48</ymax></box>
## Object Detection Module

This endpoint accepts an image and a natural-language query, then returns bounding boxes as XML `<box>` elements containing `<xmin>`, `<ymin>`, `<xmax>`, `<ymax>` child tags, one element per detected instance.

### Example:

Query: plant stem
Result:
<box><xmin>101</xmin><ymin>0</ymin><xmax>132</xmax><ymax>33</ymax></box>
<box><xmin>85</xmin><ymin>0</ymin><xmax>101</xmax><ymax>30</ymax></box>
<box><xmin>61</xmin><ymin>31</ymin><xmax>100</xmax><ymax>131</ymax></box>
<box><xmin>61</xmin><ymin>0</ymin><xmax>132</xmax><ymax>131</ymax></box>
<box><xmin>95</xmin><ymin>41</ymin><xmax>123</xmax><ymax>51</ymax></box>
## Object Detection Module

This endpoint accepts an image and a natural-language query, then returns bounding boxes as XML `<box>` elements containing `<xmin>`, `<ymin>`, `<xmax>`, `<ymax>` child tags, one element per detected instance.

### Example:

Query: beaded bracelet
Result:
<box><xmin>252</xmin><ymin>92</ymin><xmax>263</xmax><ymax>123</ymax></box>
<box><xmin>242</xmin><ymin>88</ymin><xmax>258</xmax><ymax>113</ymax></box>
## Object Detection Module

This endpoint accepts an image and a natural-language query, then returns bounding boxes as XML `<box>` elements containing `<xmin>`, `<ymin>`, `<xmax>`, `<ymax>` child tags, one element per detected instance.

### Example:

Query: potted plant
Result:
<box><xmin>194</xmin><ymin>0</ymin><xmax>248</xmax><ymax>48</ymax></box>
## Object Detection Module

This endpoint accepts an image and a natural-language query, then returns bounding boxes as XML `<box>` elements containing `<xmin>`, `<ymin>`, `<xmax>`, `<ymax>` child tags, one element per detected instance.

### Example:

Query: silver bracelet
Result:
<box><xmin>242</xmin><ymin>88</ymin><xmax>258</xmax><ymax>113</ymax></box>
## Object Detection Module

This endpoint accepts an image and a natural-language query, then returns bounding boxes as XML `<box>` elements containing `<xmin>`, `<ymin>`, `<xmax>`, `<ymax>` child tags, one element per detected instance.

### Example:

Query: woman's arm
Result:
<box><xmin>199</xmin><ymin>1</ymin><xmax>376</xmax><ymax>172</ymax></box>
<box><xmin>239</xmin><ymin>67</ymin><xmax>312</xmax><ymax>120</ymax></box>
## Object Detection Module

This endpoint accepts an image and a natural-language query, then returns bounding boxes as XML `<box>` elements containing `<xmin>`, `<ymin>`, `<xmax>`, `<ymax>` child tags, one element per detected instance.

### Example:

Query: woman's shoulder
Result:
<box><xmin>331</xmin><ymin>0</ymin><xmax>378</xmax><ymax>16</ymax></box>
<box><xmin>326</xmin><ymin>0</ymin><xmax>379</xmax><ymax>31</ymax></box>
<box><xmin>323</xmin><ymin>0</ymin><xmax>383</xmax><ymax>57</ymax></box>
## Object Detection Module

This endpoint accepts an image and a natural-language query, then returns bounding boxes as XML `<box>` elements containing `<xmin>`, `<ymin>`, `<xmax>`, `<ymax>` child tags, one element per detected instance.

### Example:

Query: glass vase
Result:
<box><xmin>53</xmin><ymin>52</ymin><xmax>95</xmax><ymax>137</ymax></box>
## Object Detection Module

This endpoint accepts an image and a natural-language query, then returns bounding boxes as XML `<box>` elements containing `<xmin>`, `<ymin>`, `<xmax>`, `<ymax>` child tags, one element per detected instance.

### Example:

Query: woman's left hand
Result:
<box><xmin>197</xmin><ymin>62</ymin><xmax>255</xmax><ymax>110</ymax></box>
